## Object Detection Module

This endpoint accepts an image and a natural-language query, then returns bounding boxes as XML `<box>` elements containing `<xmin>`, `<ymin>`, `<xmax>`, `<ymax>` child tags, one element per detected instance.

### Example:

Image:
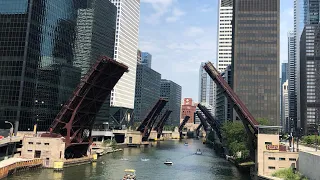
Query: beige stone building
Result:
<box><xmin>257</xmin><ymin>126</ymin><xmax>298</xmax><ymax>177</ymax></box>
<box><xmin>21</xmin><ymin>137</ymin><xmax>65</xmax><ymax>168</ymax></box>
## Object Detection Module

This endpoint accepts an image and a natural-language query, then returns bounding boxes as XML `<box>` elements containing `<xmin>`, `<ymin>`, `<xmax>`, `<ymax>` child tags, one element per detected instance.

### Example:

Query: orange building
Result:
<box><xmin>181</xmin><ymin>98</ymin><xmax>196</xmax><ymax>123</ymax></box>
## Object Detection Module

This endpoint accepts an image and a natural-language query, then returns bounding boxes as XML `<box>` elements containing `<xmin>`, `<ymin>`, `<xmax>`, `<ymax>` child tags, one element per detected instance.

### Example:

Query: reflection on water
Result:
<box><xmin>6</xmin><ymin>139</ymin><xmax>250</xmax><ymax>180</ymax></box>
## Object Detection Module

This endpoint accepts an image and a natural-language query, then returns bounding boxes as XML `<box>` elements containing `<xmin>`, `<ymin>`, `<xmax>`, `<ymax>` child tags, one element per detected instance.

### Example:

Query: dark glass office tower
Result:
<box><xmin>300</xmin><ymin>24</ymin><xmax>320</xmax><ymax>135</ymax></box>
<box><xmin>232</xmin><ymin>0</ymin><xmax>280</xmax><ymax>125</ymax></box>
<box><xmin>160</xmin><ymin>79</ymin><xmax>182</xmax><ymax>126</ymax></box>
<box><xmin>134</xmin><ymin>64</ymin><xmax>161</xmax><ymax>124</ymax></box>
<box><xmin>0</xmin><ymin>0</ymin><xmax>83</xmax><ymax>131</ymax></box>
<box><xmin>74</xmin><ymin>0</ymin><xmax>117</xmax><ymax>126</ymax></box>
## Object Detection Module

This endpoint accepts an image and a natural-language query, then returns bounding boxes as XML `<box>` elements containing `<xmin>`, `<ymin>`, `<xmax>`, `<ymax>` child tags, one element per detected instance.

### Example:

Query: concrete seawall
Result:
<box><xmin>0</xmin><ymin>158</ymin><xmax>42</xmax><ymax>179</ymax></box>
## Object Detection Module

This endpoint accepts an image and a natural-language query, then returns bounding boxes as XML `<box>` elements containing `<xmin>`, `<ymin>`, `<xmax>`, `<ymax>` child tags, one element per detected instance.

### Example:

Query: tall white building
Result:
<box><xmin>217</xmin><ymin>0</ymin><xmax>233</xmax><ymax>72</ymax></box>
<box><xmin>199</xmin><ymin>62</ymin><xmax>208</xmax><ymax>103</ymax></box>
<box><xmin>215</xmin><ymin>0</ymin><xmax>232</xmax><ymax>122</ymax></box>
<box><xmin>199</xmin><ymin>63</ymin><xmax>216</xmax><ymax>109</ymax></box>
<box><xmin>110</xmin><ymin>0</ymin><xmax>140</xmax><ymax>109</ymax></box>
<box><xmin>282</xmin><ymin>80</ymin><xmax>289</xmax><ymax>133</ymax></box>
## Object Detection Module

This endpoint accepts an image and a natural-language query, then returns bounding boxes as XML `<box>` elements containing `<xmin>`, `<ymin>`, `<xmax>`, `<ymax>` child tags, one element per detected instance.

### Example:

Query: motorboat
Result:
<box><xmin>122</xmin><ymin>169</ymin><xmax>136</xmax><ymax>180</ymax></box>
<box><xmin>141</xmin><ymin>158</ymin><xmax>149</xmax><ymax>162</ymax></box>
<box><xmin>120</xmin><ymin>158</ymin><xmax>128</xmax><ymax>161</ymax></box>
<box><xmin>164</xmin><ymin>159</ymin><xmax>173</xmax><ymax>165</ymax></box>
<box><xmin>184</xmin><ymin>142</ymin><xmax>188</xmax><ymax>146</ymax></box>
<box><xmin>196</xmin><ymin>149</ymin><xmax>202</xmax><ymax>155</ymax></box>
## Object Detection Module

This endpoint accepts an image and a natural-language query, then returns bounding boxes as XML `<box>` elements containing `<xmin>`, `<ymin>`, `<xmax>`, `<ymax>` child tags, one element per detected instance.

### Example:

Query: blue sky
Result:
<box><xmin>138</xmin><ymin>0</ymin><xmax>293</xmax><ymax>102</ymax></box>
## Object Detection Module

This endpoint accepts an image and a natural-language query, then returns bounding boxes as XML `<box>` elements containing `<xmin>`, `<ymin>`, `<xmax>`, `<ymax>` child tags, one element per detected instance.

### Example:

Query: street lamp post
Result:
<box><xmin>5</xmin><ymin>121</ymin><xmax>13</xmax><ymax>140</ymax></box>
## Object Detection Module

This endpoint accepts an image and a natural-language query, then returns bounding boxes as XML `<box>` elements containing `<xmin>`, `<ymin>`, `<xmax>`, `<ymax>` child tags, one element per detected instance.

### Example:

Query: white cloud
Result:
<box><xmin>141</xmin><ymin>0</ymin><xmax>175</xmax><ymax>25</ymax></box>
<box><xmin>167</xmin><ymin>41</ymin><xmax>215</xmax><ymax>51</ymax></box>
<box><xmin>165</xmin><ymin>8</ymin><xmax>186</xmax><ymax>23</ymax></box>
<box><xmin>200</xmin><ymin>5</ymin><xmax>213</xmax><ymax>12</ymax></box>
<box><xmin>138</xmin><ymin>40</ymin><xmax>162</xmax><ymax>53</ymax></box>
<box><xmin>184</xmin><ymin>26</ymin><xmax>204</xmax><ymax>37</ymax></box>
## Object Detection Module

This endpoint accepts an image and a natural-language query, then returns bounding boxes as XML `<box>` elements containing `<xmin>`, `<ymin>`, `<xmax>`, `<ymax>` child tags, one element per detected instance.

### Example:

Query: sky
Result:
<box><xmin>138</xmin><ymin>0</ymin><xmax>294</xmax><ymax>102</ymax></box>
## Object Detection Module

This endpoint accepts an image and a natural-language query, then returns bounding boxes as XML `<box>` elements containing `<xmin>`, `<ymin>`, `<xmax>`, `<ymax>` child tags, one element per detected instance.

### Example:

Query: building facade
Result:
<box><xmin>0</xmin><ymin>0</ymin><xmax>83</xmax><ymax>131</ymax></box>
<box><xmin>160</xmin><ymin>79</ymin><xmax>182</xmax><ymax>126</ymax></box>
<box><xmin>199</xmin><ymin>63</ymin><xmax>208</xmax><ymax>103</ymax></box>
<box><xmin>199</xmin><ymin>62</ymin><xmax>216</xmax><ymax>109</ymax></box>
<box><xmin>280</xmin><ymin>63</ymin><xmax>288</xmax><ymax>129</ymax></box>
<box><xmin>288</xmin><ymin>31</ymin><xmax>297</xmax><ymax>132</ymax></box>
<box><xmin>232</xmin><ymin>0</ymin><xmax>280</xmax><ymax>125</ymax></box>
<box><xmin>134</xmin><ymin>64</ymin><xmax>161</xmax><ymax>124</ymax></box>
<box><xmin>300</xmin><ymin>24</ymin><xmax>320</xmax><ymax>135</ymax></box>
<box><xmin>293</xmin><ymin>0</ymin><xmax>320</xmax><ymax>130</ymax></box>
<box><xmin>141</xmin><ymin>52</ymin><xmax>152</xmax><ymax>68</ymax></box>
<box><xmin>137</xmin><ymin>50</ymin><xmax>142</xmax><ymax>64</ymax></box>
<box><xmin>216</xmin><ymin>65</ymin><xmax>232</xmax><ymax>122</ymax></box>
<box><xmin>282</xmin><ymin>80</ymin><xmax>289</xmax><ymax>133</ymax></box>
<box><xmin>217</xmin><ymin>0</ymin><xmax>233</xmax><ymax>72</ymax></box>
<box><xmin>109</xmin><ymin>0</ymin><xmax>140</xmax><ymax>127</ymax></box>
<box><xmin>208</xmin><ymin>80</ymin><xmax>216</xmax><ymax>109</ymax></box>
<box><xmin>181</xmin><ymin>98</ymin><xmax>196</xmax><ymax>124</ymax></box>
<box><xmin>74</xmin><ymin>0</ymin><xmax>117</xmax><ymax>125</ymax></box>
<box><xmin>109</xmin><ymin>0</ymin><xmax>140</xmax><ymax>108</ymax></box>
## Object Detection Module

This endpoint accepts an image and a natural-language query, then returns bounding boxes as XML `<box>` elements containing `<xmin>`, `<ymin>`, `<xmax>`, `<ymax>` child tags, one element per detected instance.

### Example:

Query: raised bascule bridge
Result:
<box><xmin>41</xmin><ymin>56</ymin><xmax>128</xmax><ymax>158</ymax></box>
<box><xmin>178</xmin><ymin>116</ymin><xmax>190</xmax><ymax>138</ymax></box>
<box><xmin>34</xmin><ymin>58</ymin><xmax>259</xmax><ymax>162</ymax></box>
<box><xmin>136</xmin><ymin>99</ymin><xmax>168</xmax><ymax>141</ymax></box>
<box><xmin>197</xmin><ymin>61</ymin><xmax>260</xmax><ymax>161</ymax></box>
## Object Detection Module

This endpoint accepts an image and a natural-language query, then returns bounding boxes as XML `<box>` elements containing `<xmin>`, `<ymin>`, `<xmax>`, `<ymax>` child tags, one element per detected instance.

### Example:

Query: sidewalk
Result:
<box><xmin>285</xmin><ymin>142</ymin><xmax>320</xmax><ymax>152</ymax></box>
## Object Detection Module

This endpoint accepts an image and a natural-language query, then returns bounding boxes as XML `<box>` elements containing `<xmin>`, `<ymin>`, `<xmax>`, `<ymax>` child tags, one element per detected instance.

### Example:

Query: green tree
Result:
<box><xmin>110</xmin><ymin>139</ymin><xmax>117</xmax><ymax>150</ymax></box>
<box><xmin>256</xmin><ymin>118</ymin><xmax>270</xmax><ymax>125</ymax></box>
<box><xmin>272</xmin><ymin>168</ymin><xmax>308</xmax><ymax>180</ymax></box>
<box><xmin>163</xmin><ymin>125</ymin><xmax>175</xmax><ymax>131</ymax></box>
<box><xmin>221</xmin><ymin>121</ymin><xmax>249</xmax><ymax>159</ymax></box>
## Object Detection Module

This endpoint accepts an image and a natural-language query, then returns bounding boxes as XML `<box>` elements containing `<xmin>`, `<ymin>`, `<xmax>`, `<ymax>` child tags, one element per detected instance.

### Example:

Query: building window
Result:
<box><xmin>28</xmin><ymin>150</ymin><xmax>32</xmax><ymax>152</ymax></box>
<box><xmin>289</xmin><ymin>158</ymin><xmax>297</xmax><ymax>161</ymax></box>
<box><xmin>279</xmin><ymin>157</ymin><xmax>286</xmax><ymax>161</ymax></box>
<box><xmin>28</xmin><ymin>142</ymin><xmax>33</xmax><ymax>144</ymax></box>
<box><xmin>268</xmin><ymin>157</ymin><xmax>275</xmax><ymax>160</ymax></box>
<box><xmin>44</xmin><ymin>143</ymin><xmax>49</xmax><ymax>145</ymax></box>
<box><xmin>36</xmin><ymin>142</ymin><xmax>41</xmax><ymax>145</ymax></box>
<box><xmin>268</xmin><ymin>166</ymin><xmax>276</xmax><ymax>170</ymax></box>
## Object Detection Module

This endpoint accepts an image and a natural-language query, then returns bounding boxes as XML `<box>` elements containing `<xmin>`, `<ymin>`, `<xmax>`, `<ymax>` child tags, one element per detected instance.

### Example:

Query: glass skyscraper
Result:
<box><xmin>300</xmin><ymin>24</ymin><xmax>320</xmax><ymax>135</ymax></box>
<box><xmin>0</xmin><ymin>0</ymin><xmax>85</xmax><ymax>131</ymax></box>
<box><xmin>134</xmin><ymin>64</ymin><xmax>161</xmax><ymax>124</ymax></box>
<box><xmin>74</xmin><ymin>0</ymin><xmax>117</xmax><ymax>125</ymax></box>
<box><xmin>141</xmin><ymin>52</ymin><xmax>152</xmax><ymax>68</ymax></box>
<box><xmin>160</xmin><ymin>79</ymin><xmax>182</xmax><ymax>126</ymax></box>
<box><xmin>293</xmin><ymin>0</ymin><xmax>320</xmax><ymax>130</ymax></box>
<box><xmin>232</xmin><ymin>0</ymin><xmax>280</xmax><ymax>125</ymax></box>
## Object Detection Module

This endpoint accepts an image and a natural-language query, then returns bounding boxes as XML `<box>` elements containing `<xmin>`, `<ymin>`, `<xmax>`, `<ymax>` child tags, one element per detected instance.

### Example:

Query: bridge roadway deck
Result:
<box><xmin>0</xmin><ymin>137</ymin><xmax>22</xmax><ymax>147</ymax></box>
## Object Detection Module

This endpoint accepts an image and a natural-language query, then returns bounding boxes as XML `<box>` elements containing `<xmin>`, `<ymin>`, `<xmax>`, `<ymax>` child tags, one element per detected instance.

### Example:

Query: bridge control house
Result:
<box><xmin>256</xmin><ymin>126</ymin><xmax>298</xmax><ymax>177</ymax></box>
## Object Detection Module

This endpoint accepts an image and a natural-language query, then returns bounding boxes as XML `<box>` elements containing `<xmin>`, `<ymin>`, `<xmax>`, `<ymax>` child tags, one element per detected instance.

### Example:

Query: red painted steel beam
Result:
<box><xmin>203</xmin><ymin>62</ymin><xmax>259</xmax><ymax>129</ymax></box>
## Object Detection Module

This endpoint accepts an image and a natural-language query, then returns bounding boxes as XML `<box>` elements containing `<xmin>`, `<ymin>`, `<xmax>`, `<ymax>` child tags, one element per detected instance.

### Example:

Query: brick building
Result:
<box><xmin>181</xmin><ymin>98</ymin><xmax>196</xmax><ymax>124</ymax></box>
